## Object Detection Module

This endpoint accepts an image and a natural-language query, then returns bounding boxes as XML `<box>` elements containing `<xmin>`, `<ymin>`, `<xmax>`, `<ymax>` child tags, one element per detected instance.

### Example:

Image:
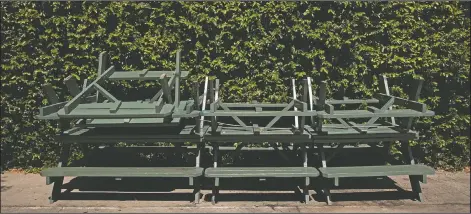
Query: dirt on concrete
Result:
<box><xmin>1</xmin><ymin>170</ymin><xmax>469</xmax><ymax>213</ymax></box>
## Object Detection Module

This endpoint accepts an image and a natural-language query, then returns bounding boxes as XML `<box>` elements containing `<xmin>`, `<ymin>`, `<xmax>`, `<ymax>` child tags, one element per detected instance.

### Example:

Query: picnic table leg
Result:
<box><xmin>301</xmin><ymin>144</ymin><xmax>310</xmax><ymax>203</ymax></box>
<box><xmin>401</xmin><ymin>140</ymin><xmax>424</xmax><ymax>202</ymax></box>
<box><xmin>211</xmin><ymin>143</ymin><xmax>219</xmax><ymax>205</ymax></box>
<box><xmin>49</xmin><ymin>142</ymin><xmax>71</xmax><ymax>204</ymax></box>
<box><xmin>318</xmin><ymin>144</ymin><xmax>332</xmax><ymax>205</ymax></box>
<box><xmin>193</xmin><ymin>143</ymin><xmax>204</xmax><ymax>204</ymax></box>
<box><xmin>193</xmin><ymin>176</ymin><xmax>201</xmax><ymax>204</ymax></box>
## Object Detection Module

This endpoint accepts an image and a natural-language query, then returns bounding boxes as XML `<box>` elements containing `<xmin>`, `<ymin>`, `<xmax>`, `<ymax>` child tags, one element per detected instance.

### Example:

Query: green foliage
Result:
<box><xmin>1</xmin><ymin>2</ymin><xmax>469</xmax><ymax>171</ymax></box>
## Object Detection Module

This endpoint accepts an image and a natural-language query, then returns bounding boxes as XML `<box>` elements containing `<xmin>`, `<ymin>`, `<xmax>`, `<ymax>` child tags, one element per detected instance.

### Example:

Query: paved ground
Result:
<box><xmin>1</xmin><ymin>170</ymin><xmax>469</xmax><ymax>213</ymax></box>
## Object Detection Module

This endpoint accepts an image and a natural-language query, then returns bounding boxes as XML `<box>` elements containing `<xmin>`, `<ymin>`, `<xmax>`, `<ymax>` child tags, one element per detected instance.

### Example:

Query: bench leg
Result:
<box><xmin>410</xmin><ymin>175</ymin><xmax>423</xmax><ymax>202</ymax></box>
<box><xmin>401</xmin><ymin>141</ymin><xmax>424</xmax><ymax>202</ymax></box>
<box><xmin>49</xmin><ymin>142</ymin><xmax>71</xmax><ymax>204</ymax></box>
<box><xmin>212</xmin><ymin>178</ymin><xmax>219</xmax><ymax>205</ymax></box>
<box><xmin>193</xmin><ymin>177</ymin><xmax>201</xmax><ymax>204</ymax></box>
<box><xmin>323</xmin><ymin>178</ymin><xmax>332</xmax><ymax>205</ymax></box>
<box><xmin>304</xmin><ymin>177</ymin><xmax>310</xmax><ymax>204</ymax></box>
<box><xmin>317</xmin><ymin>144</ymin><xmax>332</xmax><ymax>205</ymax></box>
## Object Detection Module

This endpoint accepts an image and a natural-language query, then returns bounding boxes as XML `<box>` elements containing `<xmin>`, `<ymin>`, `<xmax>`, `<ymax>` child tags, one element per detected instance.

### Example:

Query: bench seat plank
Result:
<box><xmin>319</xmin><ymin>165</ymin><xmax>435</xmax><ymax>178</ymax></box>
<box><xmin>205</xmin><ymin>167</ymin><xmax>320</xmax><ymax>178</ymax></box>
<box><xmin>57</xmin><ymin>104</ymin><xmax>174</xmax><ymax>119</ymax></box>
<box><xmin>317</xmin><ymin>109</ymin><xmax>434</xmax><ymax>119</ymax></box>
<box><xmin>108</xmin><ymin>70</ymin><xmax>189</xmax><ymax>80</ymax></box>
<box><xmin>41</xmin><ymin>167</ymin><xmax>204</xmax><ymax>178</ymax></box>
<box><xmin>76</xmin><ymin>118</ymin><xmax>181</xmax><ymax>127</ymax></box>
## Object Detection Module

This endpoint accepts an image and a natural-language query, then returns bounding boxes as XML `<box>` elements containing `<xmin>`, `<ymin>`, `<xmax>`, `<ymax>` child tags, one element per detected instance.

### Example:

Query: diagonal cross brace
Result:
<box><xmin>218</xmin><ymin>102</ymin><xmax>249</xmax><ymax>129</ymax></box>
<box><xmin>263</xmin><ymin>100</ymin><xmax>295</xmax><ymax>130</ymax></box>
<box><xmin>361</xmin><ymin>96</ymin><xmax>395</xmax><ymax>131</ymax></box>
<box><xmin>92</xmin><ymin>83</ymin><xmax>119</xmax><ymax>103</ymax></box>
<box><xmin>64</xmin><ymin>66</ymin><xmax>116</xmax><ymax>114</ymax></box>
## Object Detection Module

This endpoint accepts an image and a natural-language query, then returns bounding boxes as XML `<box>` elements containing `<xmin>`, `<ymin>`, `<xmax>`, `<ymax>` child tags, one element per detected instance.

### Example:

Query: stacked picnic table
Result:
<box><xmin>36</xmin><ymin>50</ymin><xmax>435</xmax><ymax>205</ymax></box>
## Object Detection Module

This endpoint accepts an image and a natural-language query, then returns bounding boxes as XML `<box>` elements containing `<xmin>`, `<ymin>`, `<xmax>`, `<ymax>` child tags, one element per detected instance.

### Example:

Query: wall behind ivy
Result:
<box><xmin>1</xmin><ymin>2</ymin><xmax>469</xmax><ymax>171</ymax></box>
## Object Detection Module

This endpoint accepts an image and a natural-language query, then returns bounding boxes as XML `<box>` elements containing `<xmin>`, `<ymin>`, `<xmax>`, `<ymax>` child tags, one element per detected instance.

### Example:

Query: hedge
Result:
<box><xmin>1</xmin><ymin>1</ymin><xmax>469</xmax><ymax>171</ymax></box>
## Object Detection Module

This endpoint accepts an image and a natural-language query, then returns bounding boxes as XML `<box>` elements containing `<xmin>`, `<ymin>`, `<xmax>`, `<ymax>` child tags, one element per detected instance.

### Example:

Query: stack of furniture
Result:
<box><xmin>36</xmin><ymin>50</ymin><xmax>435</xmax><ymax>205</ymax></box>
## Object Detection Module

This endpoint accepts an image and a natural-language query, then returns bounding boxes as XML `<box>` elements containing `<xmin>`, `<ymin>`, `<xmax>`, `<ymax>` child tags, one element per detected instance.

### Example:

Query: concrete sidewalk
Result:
<box><xmin>1</xmin><ymin>170</ymin><xmax>469</xmax><ymax>213</ymax></box>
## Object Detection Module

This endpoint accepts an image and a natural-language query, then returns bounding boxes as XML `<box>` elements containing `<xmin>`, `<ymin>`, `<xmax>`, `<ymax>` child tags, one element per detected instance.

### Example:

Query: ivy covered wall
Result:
<box><xmin>1</xmin><ymin>2</ymin><xmax>469</xmax><ymax>171</ymax></box>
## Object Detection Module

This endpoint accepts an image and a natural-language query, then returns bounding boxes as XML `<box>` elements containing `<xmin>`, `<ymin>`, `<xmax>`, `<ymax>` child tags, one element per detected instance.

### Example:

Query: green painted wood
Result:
<box><xmin>38</xmin><ymin>95</ymin><xmax>95</xmax><ymax>118</ymax></box>
<box><xmin>42</xmin><ymin>84</ymin><xmax>60</xmax><ymax>104</ymax></box>
<box><xmin>160</xmin><ymin>74</ymin><xmax>173</xmax><ymax>103</ymax></box>
<box><xmin>317</xmin><ymin>109</ymin><xmax>434</xmax><ymax>119</ymax></box>
<box><xmin>375</xmin><ymin>93</ymin><xmax>427</xmax><ymax>113</ymax></box>
<box><xmin>41</xmin><ymin>167</ymin><xmax>204</xmax><ymax>178</ymax></box>
<box><xmin>173</xmin><ymin>110</ymin><xmax>200</xmax><ymax>118</ymax></box>
<box><xmin>64</xmin><ymin>75</ymin><xmax>81</xmax><ymax>96</ymax></box>
<box><xmin>222</xmin><ymin>103</ymin><xmax>288</xmax><ymax>108</ymax></box>
<box><xmin>93</xmin><ymin>83</ymin><xmax>119</xmax><ymax>103</ymax></box>
<box><xmin>75</xmin><ymin>118</ymin><xmax>181</xmax><ymax>127</ymax></box>
<box><xmin>205</xmin><ymin>167</ymin><xmax>320</xmax><ymax>178</ymax></box>
<box><xmin>139</xmin><ymin>69</ymin><xmax>149</xmax><ymax>77</ymax></box>
<box><xmin>174</xmin><ymin>50</ymin><xmax>181</xmax><ymax>109</ymax></box>
<box><xmin>57</xmin><ymin>125</ymin><xmax>203</xmax><ymax>143</ymax></box>
<box><xmin>201</xmin><ymin>110</ymin><xmax>315</xmax><ymax>117</ymax></box>
<box><xmin>108</xmin><ymin>70</ymin><xmax>189</xmax><ymax>80</ymax></box>
<box><xmin>72</xmin><ymin>102</ymin><xmax>155</xmax><ymax>109</ymax></box>
<box><xmin>56</xmin><ymin>107</ymin><xmax>173</xmax><ymax>119</ymax></box>
<box><xmin>109</xmin><ymin>101</ymin><xmax>122</xmax><ymax>113</ymax></box>
<box><xmin>64</xmin><ymin>66</ymin><xmax>116</xmax><ymax>114</ymax></box>
<box><xmin>318</xmin><ymin>165</ymin><xmax>435</xmax><ymax>178</ymax></box>
<box><xmin>326</xmin><ymin>98</ymin><xmax>379</xmax><ymax>105</ymax></box>
<box><xmin>159</xmin><ymin>104</ymin><xmax>175</xmax><ymax>115</ymax></box>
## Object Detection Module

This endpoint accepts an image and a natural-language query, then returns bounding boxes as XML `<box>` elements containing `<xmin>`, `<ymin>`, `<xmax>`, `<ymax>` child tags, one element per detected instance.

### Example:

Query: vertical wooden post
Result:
<box><xmin>49</xmin><ymin>119</ymin><xmax>71</xmax><ymax>204</ymax></box>
<box><xmin>96</xmin><ymin>52</ymin><xmax>108</xmax><ymax>103</ymax></box>
<box><xmin>318</xmin><ymin>144</ymin><xmax>331</xmax><ymax>205</ymax></box>
<box><xmin>209</xmin><ymin>79</ymin><xmax>217</xmax><ymax>135</ymax></box>
<box><xmin>401</xmin><ymin>78</ymin><xmax>425</xmax><ymax>202</ymax></box>
<box><xmin>212</xmin><ymin>143</ymin><xmax>219</xmax><ymax>205</ymax></box>
<box><xmin>200</xmin><ymin>77</ymin><xmax>209</xmax><ymax>137</ymax></box>
<box><xmin>317</xmin><ymin>81</ymin><xmax>327</xmax><ymax>132</ymax></box>
<box><xmin>174</xmin><ymin>50</ymin><xmax>181</xmax><ymax>109</ymax></box>
<box><xmin>292</xmin><ymin>79</ymin><xmax>299</xmax><ymax>129</ymax></box>
<box><xmin>193</xmin><ymin>82</ymin><xmax>201</xmax><ymax>135</ymax></box>
<box><xmin>301</xmin><ymin>144</ymin><xmax>310</xmax><ymax>203</ymax></box>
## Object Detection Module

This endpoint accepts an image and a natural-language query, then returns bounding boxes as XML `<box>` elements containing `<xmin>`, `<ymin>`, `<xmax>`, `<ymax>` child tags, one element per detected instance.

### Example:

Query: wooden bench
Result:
<box><xmin>318</xmin><ymin>165</ymin><xmax>435</xmax><ymax>186</ymax></box>
<box><xmin>205</xmin><ymin>167</ymin><xmax>319</xmax><ymax>204</ymax></box>
<box><xmin>41</xmin><ymin>167</ymin><xmax>204</xmax><ymax>179</ymax></box>
<box><xmin>205</xmin><ymin>167</ymin><xmax>319</xmax><ymax>178</ymax></box>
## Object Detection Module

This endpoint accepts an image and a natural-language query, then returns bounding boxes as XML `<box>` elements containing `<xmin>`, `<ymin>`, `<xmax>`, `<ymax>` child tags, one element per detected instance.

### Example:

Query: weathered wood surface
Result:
<box><xmin>317</xmin><ymin>109</ymin><xmax>434</xmax><ymax>119</ymax></box>
<box><xmin>205</xmin><ymin>167</ymin><xmax>320</xmax><ymax>178</ymax></box>
<box><xmin>318</xmin><ymin>165</ymin><xmax>435</xmax><ymax>178</ymax></box>
<box><xmin>56</xmin><ymin>102</ymin><xmax>175</xmax><ymax>119</ymax></box>
<box><xmin>41</xmin><ymin>167</ymin><xmax>204</xmax><ymax>177</ymax></box>
<box><xmin>108</xmin><ymin>70</ymin><xmax>189</xmax><ymax>80</ymax></box>
<box><xmin>56</xmin><ymin>125</ymin><xmax>206</xmax><ymax>143</ymax></box>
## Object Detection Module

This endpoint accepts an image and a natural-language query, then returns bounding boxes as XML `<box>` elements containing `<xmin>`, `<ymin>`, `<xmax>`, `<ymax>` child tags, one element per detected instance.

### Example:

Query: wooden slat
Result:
<box><xmin>318</xmin><ymin>165</ymin><xmax>435</xmax><ymax>178</ymax></box>
<box><xmin>205</xmin><ymin>167</ymin><xmax>320</xmax><ymax>178</ymax></box>
<box><xmin>93</xmin><ymin>83</ymin><xmax>119</xmax><ymax>103</ymax></box>
<box><xmin>108</xmin><ymin>70</ymin><xmax>189</xmax><ymax>80</ymax></box>
<box><xmin>41</xmin><ymin>167</ymin><xmax>204</xmax><ymax>178</ymax></box>
<box><xmin>375</xmin><ymin>93</ymin><xmax>427</xmax><ymax>113</ymax></box>
<box><xmin>202</xmin><ymin>110</ymin><xmax>314</xmax><ymax>117</ymax></box>
<box><xmin>96</xmin><ymin>52</ymin><xmax>109</xmax><ymax>102</ymax></box>
<box><xmin>139</xmin><ymin>69</ymin><xmax>149</xmax><ymax>77</ymax></box>
<box><xmin>160</xmin><ymin>74</ymin><xmax>172</xmax><ymax>103</ymax></box>
<box><xmin>317</xmin><ymin>109</ymin><xmax>434</xmax><ymax>119</ymax></box>
<box><xmin>174</xmin><ymin>50</ymin><xmax>181</xmax><ymax>108</ymax></box>
<box><xmin>42</xmin><ymin>84</ymin><xmax>60</xmax><ymax>104</ymax></box>
<box><xmin>64</xmin><ymin>66</ymin><xmax>116</xmax><ymax>114</ymax></box>
<box><xmin>64</xmin><ymin>75</ymin><xmax>81</xmax><ymax>96</ymax></box>
<box><xmin>223</xmin><ymin>103</ymin><xmax>288</xmax><ymax>108</ymax></box>
<box><xmin>109</xmin><ymin>101</ymin><xmax>122</xmax><ymax>113</ymax></box>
